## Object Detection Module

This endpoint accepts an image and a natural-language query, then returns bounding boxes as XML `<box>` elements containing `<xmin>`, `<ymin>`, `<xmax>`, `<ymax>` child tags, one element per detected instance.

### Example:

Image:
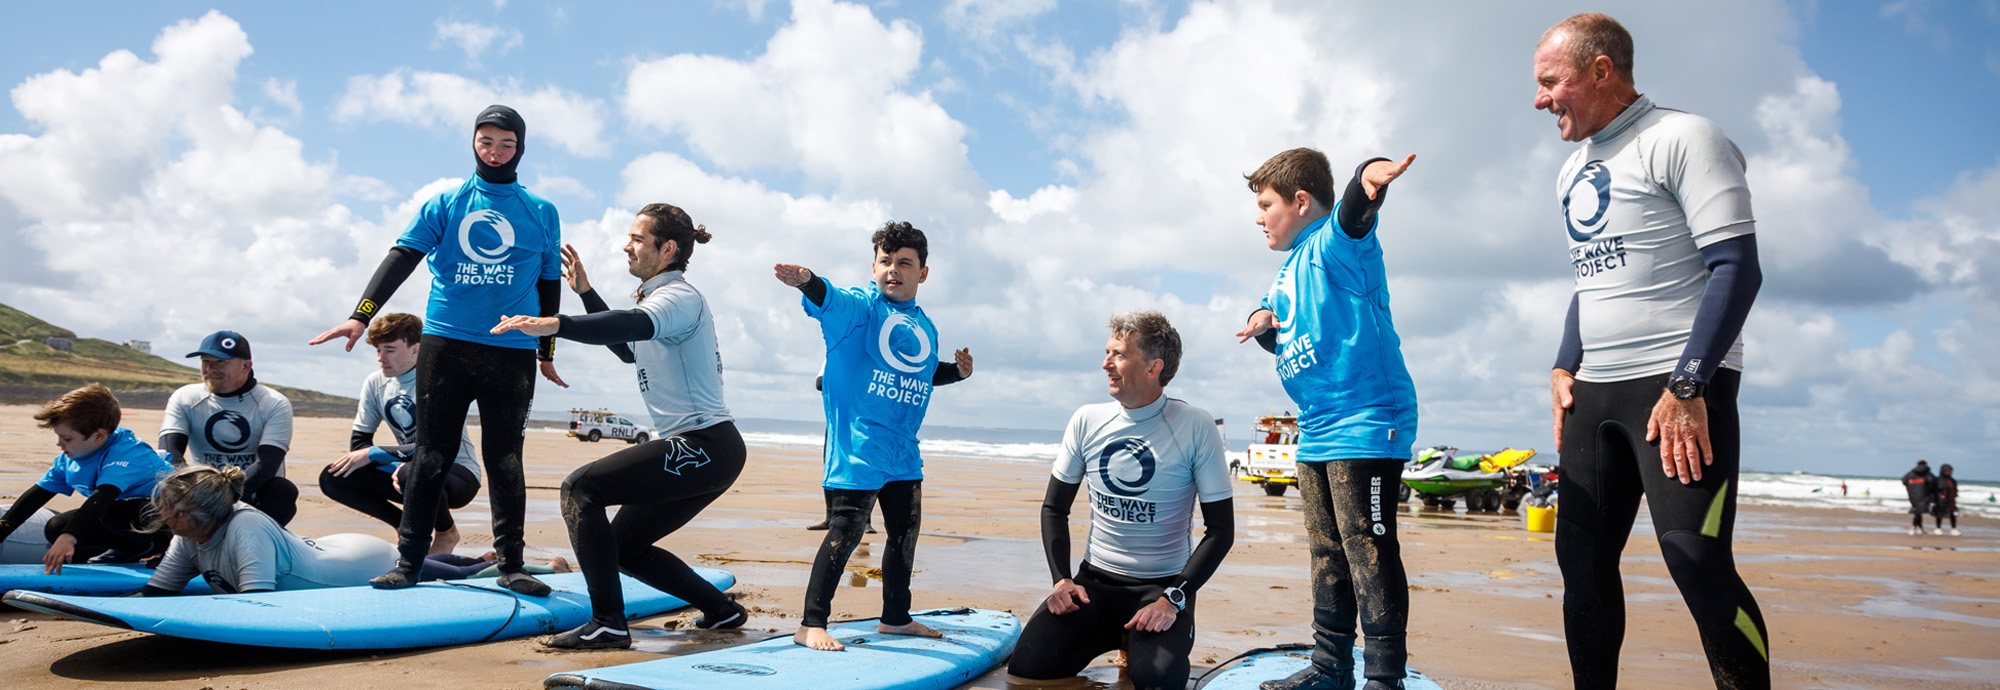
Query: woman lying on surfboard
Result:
<box><xmin>136</xmin><ymin>465</ymin><xmax>396</xmax><ymax>595</ymax></box>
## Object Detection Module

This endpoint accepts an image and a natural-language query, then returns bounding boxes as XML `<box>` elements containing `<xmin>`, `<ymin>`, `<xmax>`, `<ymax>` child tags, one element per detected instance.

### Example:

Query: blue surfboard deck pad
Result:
<box><xmin>544</xmin><ymin>607</ymin><xmax>1019</xmax><ymax>690</ymax></box>
<box><xmin>1197</xmin><ymin>644</ymin><xmax>1444</xmax><ymax>690</ymax></box>
<box><xmin>0</xmin><ymin>563</ymin><xmax>212</xmax><ymax>596</ymax></box>
<box><xmin>1</xmin><ymin>568</ymin><xmax>732</xmax><ymax>650</ymax></box>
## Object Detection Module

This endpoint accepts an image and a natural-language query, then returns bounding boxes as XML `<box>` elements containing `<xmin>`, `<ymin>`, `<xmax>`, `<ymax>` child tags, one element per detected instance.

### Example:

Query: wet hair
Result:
<box><xmin>148</xmin><ymin>465</ymin><xmax>246</xmax><ymax>534</ymax></box>
<box><xmin>366</xmin><ymin>313</ymin><xmax>423</xmax><ymax>347</ymax></box>
<box><xmin>872</xmin><ymin>221</ymin><xmax>929</xmax><ymax>266</ymax></box>
<box><xmin>636</xmin><ymin>203</ymin><xmax>711</xmax><ymax>272</ymax></box>
<box><xmin>1107</xmin><ymin>310</ymin><xmax>1183</xmax><ymax>386</ymax></box>
<box><xmin>33</xmin><ymin>383</ymin><xmax>121</xmax><ymax>437</ymax></box>
<box><xmin>1540</xmin><ymin>13</ymin><xmax>1635</xmax><ymax>84</ymax></box>
<box><xmin>1245</xmin><ymin>148</ymin><xmax>1335</xmax><ymax>209</ymax></box>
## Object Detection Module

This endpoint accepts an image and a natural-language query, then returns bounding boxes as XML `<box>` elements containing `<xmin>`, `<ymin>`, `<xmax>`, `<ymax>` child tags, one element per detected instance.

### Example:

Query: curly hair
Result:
<box><xmin>872</xmin><ymin>221</ymin><xmax>929</xmax><ymax>266</ymax></box>
<box><xmin>1107</xmin><ymin>310</ymin><xmax>1183</xmax><ymax>386</ymax></box>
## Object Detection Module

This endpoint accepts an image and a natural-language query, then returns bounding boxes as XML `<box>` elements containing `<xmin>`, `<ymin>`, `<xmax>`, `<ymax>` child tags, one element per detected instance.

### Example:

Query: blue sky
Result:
<box><xmin>1</xmin><ymin>1</ymin><xmax>1995</xmax><ymax>477</ymax></box>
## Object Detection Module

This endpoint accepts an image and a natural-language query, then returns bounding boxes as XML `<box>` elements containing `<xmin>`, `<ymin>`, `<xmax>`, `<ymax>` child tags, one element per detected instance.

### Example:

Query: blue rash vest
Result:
<box><xmin>1259</xmin><ymin>212</ymin><xmax>1419</xmax><ymax>461</ymax></box>
<box><xmin>395</xmin><ymin>177</ymin><xmax>562</xmax><ymax>349</ymax></box>
<box><xmin>37</xmin><ymin>428</ymin><xmax>171</xmax><ymax>500</ymax></box>
<box><xmin>806</xmin><ymin>281</ymin><xmax>942</xmax><ymax>490</ymax></box>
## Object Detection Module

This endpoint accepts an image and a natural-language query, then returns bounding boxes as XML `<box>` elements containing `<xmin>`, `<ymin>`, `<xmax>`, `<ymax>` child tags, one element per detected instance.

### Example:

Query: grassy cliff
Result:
<box><xmin>0</xmin><ymin>303</ymin><xmax>355</xmax><ymax>416</ymax></box>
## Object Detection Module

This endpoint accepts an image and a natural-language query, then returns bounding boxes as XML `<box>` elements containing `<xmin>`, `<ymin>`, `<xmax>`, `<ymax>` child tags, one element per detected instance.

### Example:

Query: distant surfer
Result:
<box><xmin>1536</xmin><ymin>14</ymin><xmax>1770</xmax><ymax>688</ymax></box>
<box><xmin>1903</xmin><ymin>460</ymin><xmax>1937</xmax><ymax>536</ymax></box>
<box><xmin>491</xmin><ymin>204</ymin><xmax>749</xmax><ymax>649</ymax></box>
<box><xmin>140</xmin><ymin>465</ymin><xmax>395</xmax><ymax>595</ymax></box>
<box><xmin>318</xmin><ymin>313</ymin><xmax>483</xmax><ymax>556</ymax></box>
<box><xmin>160</xmin><ymin>331</ymin><xmax>299</xmax><ymax>527</ymax></box>
<box><xmin>0</xmin><ymin>384</ymin><xmax>172</xmax><ymax>571</ymax></box>
<box><xmin>773</xmin><ymin>222</ymin><xmax>973</xmax><ymax>651</ymax></box>
<box><xmin>1235</xmin><ymin>144</ymin><xmax>1419</xmax><ymax>690</ymax></box>
<box><xmin>1009</xmin><ymin>311</ymin><xmax>1234</xmax><ymax>690</ymax></box>
<box><xmin>1932</xmin><ymin>464</ymin><xmax>1959</xmax><ymax>536</ymax></box>
<box><xmin>310</xmin><ymin>104</ymin><xmax>564</xmax><ymax>597</ymax></box>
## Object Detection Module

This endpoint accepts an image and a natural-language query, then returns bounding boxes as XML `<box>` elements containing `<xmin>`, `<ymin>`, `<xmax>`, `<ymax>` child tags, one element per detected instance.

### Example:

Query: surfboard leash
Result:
<box><xmin>438</xmin><ymin>580</ymin><xmax>523</xmax><ymax>643</ymax></box>
<box><xmin>1190</xmin><ymin>643</ymin><xmax>1314</xmax><ymax>689</ymax></box>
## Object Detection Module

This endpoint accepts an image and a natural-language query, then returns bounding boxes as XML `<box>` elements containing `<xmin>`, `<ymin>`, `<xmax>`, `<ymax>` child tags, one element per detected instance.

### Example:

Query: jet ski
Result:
<box><xmin>1401</xmin><ymin>446</ymin><xmax>1540</xmax><ymax>512</ymax></box>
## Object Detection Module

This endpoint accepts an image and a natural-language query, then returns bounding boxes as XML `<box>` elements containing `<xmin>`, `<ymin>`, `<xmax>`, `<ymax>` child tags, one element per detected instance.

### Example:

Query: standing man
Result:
<box><xmin>1536</xmin><ymin>13</ymin><xmax>1769</xmax><ymax>689</ymax></box>
<box><xmin>319</xmin><ymin>313</ymin><xmax>483</xmax><ymax>555</ymax></box>
<box><xmin>1008</xmin><ymin>311</ymin><xmax>1234</xmax><ymax>690</ymax></box>
<box><xmin>310</xmin><ymin>104</ymin><xmax>565</xmax><ymax>596</ymax></box>
<box><xmin>160</xmin><ymin>331</ymin><xmax>298</xmax><ymax>527</ymax></box>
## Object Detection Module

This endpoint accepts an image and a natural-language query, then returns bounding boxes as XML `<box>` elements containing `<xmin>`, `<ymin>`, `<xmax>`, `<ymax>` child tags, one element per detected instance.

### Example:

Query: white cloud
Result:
<box><xmin>942</xmin><ymin>0</ymin><xmax>1057</xmax><ymax>41</ymax></box>
<box><xmin>621</xmin><ymin>0</ymin><xmax>984</xmax><ymax>221</ymax></box>
<box><xmin>333</xmin><ymin>69</ymin><xmax>609</xmax><ymax>157</ymax></box>
<box><xmin>259</xmin><ymin>77</ymin><xmax>302</xmax><ymax>121</ymax></box>
<box><xmin>432</xmin><ymin>20</ymin><xmax>522</xmax><ymax>66</ymax></box>
<box><xmin>529</xmin><ymin>174</ymin><xmax>596</xmax><ymax>202</ymax></box>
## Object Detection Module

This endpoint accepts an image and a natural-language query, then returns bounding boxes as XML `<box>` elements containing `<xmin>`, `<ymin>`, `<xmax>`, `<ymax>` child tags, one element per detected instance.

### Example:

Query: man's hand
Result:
<box><xmin>309</xmin><ymin>319</ymin><xmax>367</xmax><ymax>352</ymax></box>
<box><xmin>1124</xmin><ymin>597</ymin><xmax>1178</xmax><ymax>633</ymax></box>
<box><xmin>953</xmin><ymin>348</ymin><xmax>973</xmax><ymax>378</ymax></box>
<box><xmin>773</xmin><ymin>264</ymin><xmax>813</xmax><ymax>288</ymax></box>
<box><xmin>1550</xmin><ymin>369</ymin><xmax>1576</xmax><ymax>452</ymax></box>
<box><xmin>1360</xmin><ymin>154</ymin><xmax>1416</xmax><ymax>200</ymax></box>
<box><xmin>1235</xmin><ymin>309</ymin><xmax>1277</xmax><ymax>343</ymax></box>
<box><xmin>43</xmin><ymin>534</ymin><xmax>76</xmax><ymax>575</ymax></box>
<box><xmin>560</xmin><ymin>243</ymin><xmax>592</xmax><ymax>294</ymax></box>
<box><xmin>391</xmin><ymin>466</ymin><xmax>404</xmax><ymax>494</ymax></box>
<box><xmin>539</xmin><ymin>360</ymin><xmax>569</xmax><ymax>388</ymax></box>
<box><xmin>328</xmin><ymin>449</ymin><xmax>374</xmax><ymax>478</ymax></box>
<box><xmin>1046</xmin><ymin>578</ymin><xmax>1090</xmax><ymax>615</ymax></box>
<box><xmin>1646</xmin><ymin>391</ymin><xmax>1711</xmax><ymax>484</ymax></box>
<box><xmin>492</xmin><ymin>315</ymin><xmax>561</xmax><ymax>337</ymax></box>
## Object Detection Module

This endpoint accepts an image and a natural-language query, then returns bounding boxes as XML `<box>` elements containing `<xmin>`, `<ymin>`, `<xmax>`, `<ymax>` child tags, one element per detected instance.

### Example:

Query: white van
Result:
<box><xmin>567</xmin><ymin>409</ymin><xmax>652</xmax><ymax>444</ymax></box>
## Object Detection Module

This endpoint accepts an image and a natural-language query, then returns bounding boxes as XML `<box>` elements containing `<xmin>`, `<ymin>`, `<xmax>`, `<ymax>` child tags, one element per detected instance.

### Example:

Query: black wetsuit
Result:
<box><xmin>1903</xmin><ymin>466</ymin><xmax>1936</xmax><ymax>527</ymax></box>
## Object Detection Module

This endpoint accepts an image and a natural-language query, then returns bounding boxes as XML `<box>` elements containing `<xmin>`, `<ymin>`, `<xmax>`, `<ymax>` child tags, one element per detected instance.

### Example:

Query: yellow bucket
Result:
<box><xmin>1524</xmin><ymin>505</ymin><xmax>1556</xmax><ymax>533</ymax></box>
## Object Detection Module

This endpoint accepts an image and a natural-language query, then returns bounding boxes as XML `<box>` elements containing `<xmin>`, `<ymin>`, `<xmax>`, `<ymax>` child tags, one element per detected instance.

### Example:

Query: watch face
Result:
<box><xmin>1670</xmin><ymin>378</ymin><xmax>1699</xmax><ymax>398</ymax></box>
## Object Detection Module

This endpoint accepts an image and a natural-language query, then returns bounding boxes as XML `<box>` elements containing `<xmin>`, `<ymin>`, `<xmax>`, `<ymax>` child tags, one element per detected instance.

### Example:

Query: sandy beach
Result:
<box><xmin>0</xmin><ymin>404</ymin><xmax>1994</xmax><ymax>690</ymax></box>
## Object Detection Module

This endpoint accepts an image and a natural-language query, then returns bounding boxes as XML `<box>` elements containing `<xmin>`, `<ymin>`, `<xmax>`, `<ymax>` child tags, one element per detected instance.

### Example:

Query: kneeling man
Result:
<box><xmin>1009</xmin><ymin>311</ymin><xmax>1235</xmax><ymax>690</ymax></box>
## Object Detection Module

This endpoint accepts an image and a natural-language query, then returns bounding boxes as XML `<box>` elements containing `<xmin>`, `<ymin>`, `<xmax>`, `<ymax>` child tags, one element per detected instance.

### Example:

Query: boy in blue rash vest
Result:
<box><xmin>1235</xmin><ymin>148</ymin><xmax>1418</xmax><ymax>690</ymax></box>
<box><xmin>0</xmin><ymin>384</ymin><xmax>173</xmax><ymax>572</ymax></box>
<box><xmin>772</xmin><ymin>221</ymin><xmax>975</xmax><ymax>652</ymax></box>
<box><xmin>310</xmin><ymin>104</ymin><xmax>566</xmax><ymax>597</ymax></box>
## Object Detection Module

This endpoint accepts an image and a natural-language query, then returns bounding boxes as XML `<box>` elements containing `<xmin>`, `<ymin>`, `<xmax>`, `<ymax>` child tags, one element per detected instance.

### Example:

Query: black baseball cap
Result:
<box><xmin>186</xmin><ymin>330</ymin><xmax>252</xmax><ymax>360</ymax></box>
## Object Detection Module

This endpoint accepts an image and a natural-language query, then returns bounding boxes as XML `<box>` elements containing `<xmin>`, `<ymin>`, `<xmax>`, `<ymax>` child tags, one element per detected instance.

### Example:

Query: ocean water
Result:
<box><xmin>728</xmin><ymin>428</ymin><xmax>2000</xmax><ymax>520</ymax></box>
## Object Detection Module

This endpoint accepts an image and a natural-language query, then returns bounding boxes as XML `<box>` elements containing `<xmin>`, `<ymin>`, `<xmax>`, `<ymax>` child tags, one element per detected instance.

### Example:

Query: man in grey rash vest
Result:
<box><xmin>159</xmin><ymin>330</ymin><xmax>297</xmax><ymax>527</ymax></box>
<box><xmin>1008</xmin><ymin>311</ymin><xmax>1234</xmax><ymax>690</ymax></box>
<box><xmin>1536</xmin><ymin>13</ymin><xmax>1769</xmax><ymax>689</ymax></box>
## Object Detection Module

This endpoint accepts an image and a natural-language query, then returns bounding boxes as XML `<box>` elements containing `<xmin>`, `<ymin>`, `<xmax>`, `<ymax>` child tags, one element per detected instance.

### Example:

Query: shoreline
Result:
<box><xmin>2</xmin><ymin>405</ymin><xmax>1995</xmax><ymax>690</ymax></box>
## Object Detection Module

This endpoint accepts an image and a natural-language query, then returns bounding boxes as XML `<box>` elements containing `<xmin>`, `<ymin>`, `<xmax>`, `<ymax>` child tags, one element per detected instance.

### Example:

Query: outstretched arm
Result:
<box><xmin>1336</xmin><ymin>155</ymin><xmax>1414</xmax><ymax>239</ymax></box>
<box><xmin>774</xmin><ymin>264</ymin><xmax>828</xmax><ymax>306</ymax></box>
<box><xmin>310</xmin><ymin>247</ymin><xmax>424</xmax><ymax>351</ymax></box>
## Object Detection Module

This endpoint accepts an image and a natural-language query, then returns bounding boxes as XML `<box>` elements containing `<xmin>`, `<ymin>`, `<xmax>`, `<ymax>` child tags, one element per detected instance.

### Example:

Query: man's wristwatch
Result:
<box><xmin>1161</xmin><ymin>586</ymin><xmax>1187</xmax><ymax>611</ymax></box>
<box><xmin>1666</xmin><ymin>376</ymin><xmax>1706</xmax><ymax>400</ymax></box>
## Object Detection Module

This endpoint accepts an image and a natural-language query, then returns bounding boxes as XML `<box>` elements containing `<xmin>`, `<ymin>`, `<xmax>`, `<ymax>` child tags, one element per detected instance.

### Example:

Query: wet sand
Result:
<box><xmin>0</xmin><ymin>405</ymin><xmax>1994</xmax><ymax>689</ymax></box>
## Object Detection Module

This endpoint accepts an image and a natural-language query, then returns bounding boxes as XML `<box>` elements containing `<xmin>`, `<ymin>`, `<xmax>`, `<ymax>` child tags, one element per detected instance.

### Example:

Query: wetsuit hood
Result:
<box><xmin>473</xmin><ymin>104</ymin><xmax>526</xmax><ymax>185</ymax></box>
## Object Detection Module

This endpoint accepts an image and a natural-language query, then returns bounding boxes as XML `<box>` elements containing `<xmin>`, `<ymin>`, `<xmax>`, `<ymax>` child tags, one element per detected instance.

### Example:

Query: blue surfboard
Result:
<box><xmin>0</xmin><ymin>563</ymin><xmax>211</xmax><ymax>597</ymax></box>
<box><xmin>545</xmin><ymin>608</ymin><xmax>1019</xmax><ymax>690</ymax></box>
<box><xmin>1197</xmin><ymin>644</ymin><xmax>1445</xmax><ymax>690</ymax></box>
<box><xmin>3</xmin><ymin>569</ymin><xmax>732</xmax><ymax>649</ymax></box>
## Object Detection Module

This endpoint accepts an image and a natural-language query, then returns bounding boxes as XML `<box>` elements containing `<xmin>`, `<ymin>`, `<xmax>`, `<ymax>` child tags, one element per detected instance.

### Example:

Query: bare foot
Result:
<box><xmin>429</xmin><ymin>526</ymin><xmax>461</xmax><ymax>555</ymax></box>
<box><xmin>550</xmin><ymin>556</ymin><xmax>572</xmax><ymax>573</ymax></box>
<box><xmin>794</xmin><ymin>626</ymin><xmax>845</xmax><ymax>651</ymax></box>
<box><xmin>477</xmin><ymin>550</ymin><xmax>498</xmax><ymax>562</ymax></box>
<box><xmin>877</xmin><ymin>620</ymin><xmax>943</xmax><ymax>638</ymax></box>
